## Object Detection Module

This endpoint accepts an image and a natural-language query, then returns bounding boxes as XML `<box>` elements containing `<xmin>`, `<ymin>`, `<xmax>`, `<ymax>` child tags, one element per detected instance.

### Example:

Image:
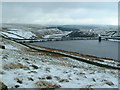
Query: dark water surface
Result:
<box><xmin>32</xmin><ymin>40</ymin><xmax>118</xmax><ymax>60</ymax></box>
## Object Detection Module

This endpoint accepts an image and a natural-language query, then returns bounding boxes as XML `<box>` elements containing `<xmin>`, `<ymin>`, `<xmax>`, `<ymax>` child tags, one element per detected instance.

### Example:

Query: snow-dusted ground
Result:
<box><xmin>1</xmin><ymin>24</ymin><xmax>67</xmax><ymax>39</ymax></box>
<box><xmin>43</xmin><ymin>31</ymin><xmax>72</xmax><ymax>39</ymax></box>
<box><xmin>7</xmin><ymin>29</ymin><xmax>36</xmax><ymax>39</ymax></box>
<box><xmin>37</xmin><ymin>28</ymin><xmax>62</xmax><ymax>35</ymax></box>
<box><xmin>0</xmin><ymin>29</ymin><xmax>36</xmax><ymax>39</ymax></box>
<box><xmin>0</xmin><ymin>38</ymin><xmax>118</xmax><ymax>88</ymax></box>
<box><xmin>108</xmin><ymin>39</ymin><xmax>120</xmax><ymax>42</ymax></box>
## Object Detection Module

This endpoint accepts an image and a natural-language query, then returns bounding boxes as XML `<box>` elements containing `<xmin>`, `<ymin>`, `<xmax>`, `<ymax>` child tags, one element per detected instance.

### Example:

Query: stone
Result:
<box><xmin>45</xmin><ymin>68</ymin><xmax>50</xmax><ymax>72</ymax></box>
<box><xmin>46</xmin><ymin>76</ymin><xmax>52</xmax><ymax>80</ymax></box>
<box><xmin>17</xmin><ymin>79</ymin><xmax>22</xmax><ymax>84</ymax></box>
<box><xmin>0</xmin><ymin>45</ymin><xmax>5</xmax><ymax>49</ymax></box>
<box><xmin>59</xmin><ymin>79</ymin><xmax>69</xmax><ymax>82</ymax></box>
<box><xmin>28</xmin><ymin>77</ymin><xmax>34</xmax><ymax>81</ymax></box>
<box><xmin>31</xmin><ymin>64</ymin><xmax>39</xmax><ymax>69</ymax></box>
<box><xmin>15</xmin><ymin>85</ymin><xmax>20</xmax><ymax>88</ymax></box>
<box><xmin>105</xmin><ymin>81</ymin><xmax>114</xmax><ymax>86</ymax></box>
<box><xmin>0</xmin><ymin>82</ymin><xmax>8</xmax><ymax>90</ymax></box>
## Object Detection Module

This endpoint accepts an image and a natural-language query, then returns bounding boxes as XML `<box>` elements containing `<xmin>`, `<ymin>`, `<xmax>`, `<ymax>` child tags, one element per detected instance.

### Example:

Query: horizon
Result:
<box><xmin>2</xmin><ymin>23</ymin><xmax>118</xmax><ymax>26</ymax></box>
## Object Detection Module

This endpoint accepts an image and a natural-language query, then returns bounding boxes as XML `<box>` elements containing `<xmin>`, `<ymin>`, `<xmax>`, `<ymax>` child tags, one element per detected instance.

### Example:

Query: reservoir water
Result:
<box><xmin>32</xmin><ymin>40</ymin><xmax>118</xmax><ymax>60</ymax></box>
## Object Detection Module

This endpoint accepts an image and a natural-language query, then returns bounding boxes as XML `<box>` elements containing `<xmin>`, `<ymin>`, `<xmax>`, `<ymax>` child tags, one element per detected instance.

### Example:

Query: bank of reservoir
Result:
<box><xmin>32</xmin><ymin>40</ymin><xmax>118</xmax><ymax>60</ymax></box>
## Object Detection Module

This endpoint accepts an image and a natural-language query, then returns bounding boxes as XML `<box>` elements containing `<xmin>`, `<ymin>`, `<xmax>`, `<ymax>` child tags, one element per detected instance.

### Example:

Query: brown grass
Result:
<box><xmin>3</xmin><ymin>63</ymin><xmax>29</xmax><ymax>70</ymax></box>
<box><xmin>27</xmin><ymin>44</ymin><xmax>118</xmax><ymax>62</ymax></box>
<box><xmin>24</xmin><ymin>48</ymin><xmax>64</xmax><ymax>58</ymax></box>
<box><xmin>36</xmin><ymin>81</ymin><xmax>61</xmax><ymax>88</ymax></box>
<box><xmin>49</xmin><ymin>61</ymin><xmax>88</xmax><ymax>69</ymax></box>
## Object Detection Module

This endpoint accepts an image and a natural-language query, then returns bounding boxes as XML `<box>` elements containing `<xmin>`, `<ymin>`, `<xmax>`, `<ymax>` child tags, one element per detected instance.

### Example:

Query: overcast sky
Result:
<box><xmin>2</xmin><ymin>2</ymin><xmax>118</xmax><ymax>25</ymax></box>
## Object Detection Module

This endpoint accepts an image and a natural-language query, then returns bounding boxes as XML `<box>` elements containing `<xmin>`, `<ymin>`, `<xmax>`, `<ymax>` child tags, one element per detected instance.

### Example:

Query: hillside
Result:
<box><xmin>0</xmin><ymin>23</ymin><xmax>119</xmax><ymax>88</ymax></box>
<box><xmin>1</xmin><ymin>24</ymin><xmax>67</xmax><ymax>39</ymax></box>
<box><xmin>0</xmin><ymin>38</ymin><xmax>118</xmax><ymax>88</ymax></box>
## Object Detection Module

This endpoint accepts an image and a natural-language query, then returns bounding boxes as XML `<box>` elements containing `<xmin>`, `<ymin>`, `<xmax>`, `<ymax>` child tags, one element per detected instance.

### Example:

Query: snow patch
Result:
<box><xmin>7</xmin><ymin>29</ymin><xmax>36</xmax><ymax>39</ymax></box>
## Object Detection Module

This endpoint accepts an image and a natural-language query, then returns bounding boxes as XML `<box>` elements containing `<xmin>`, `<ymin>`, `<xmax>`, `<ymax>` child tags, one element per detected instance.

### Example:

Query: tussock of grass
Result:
<box><xmin>3</xmin><ymin>63</ymin><xmax>29</xmax><ymax>70</ymax></box>
<box><xmin>36</xmin><ymin>81</ymin><xmax>61</xmax><ymax>88</ymax></box>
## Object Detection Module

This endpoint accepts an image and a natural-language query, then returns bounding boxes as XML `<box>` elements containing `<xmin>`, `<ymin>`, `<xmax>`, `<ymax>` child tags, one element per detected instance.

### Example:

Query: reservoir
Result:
<box><xmin>32</xmin><ymin>40</ymin><xmax>118</xmax><ymax>60</ymax></box>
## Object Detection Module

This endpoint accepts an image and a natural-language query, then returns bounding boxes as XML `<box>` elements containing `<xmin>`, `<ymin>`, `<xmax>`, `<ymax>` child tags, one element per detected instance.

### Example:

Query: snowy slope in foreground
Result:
<box><xmin>0</xmin><ymin>39</ymin><xmax>118</xmax><ymax>88</ymax></box>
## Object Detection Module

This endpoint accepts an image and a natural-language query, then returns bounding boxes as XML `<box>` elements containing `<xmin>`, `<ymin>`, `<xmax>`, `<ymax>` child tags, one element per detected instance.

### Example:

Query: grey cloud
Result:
<box><xmin>2</xmin><ymin>2</ymin><xmax>118</xmax><ymax>25</ymax></box>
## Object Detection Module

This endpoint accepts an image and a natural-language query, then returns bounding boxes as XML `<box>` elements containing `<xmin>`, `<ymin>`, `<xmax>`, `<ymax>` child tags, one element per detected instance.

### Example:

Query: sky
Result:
<box><xmin>2</xmin><ymin>2</ymin><xmax>118</xmax><ymax>25</ymax></box>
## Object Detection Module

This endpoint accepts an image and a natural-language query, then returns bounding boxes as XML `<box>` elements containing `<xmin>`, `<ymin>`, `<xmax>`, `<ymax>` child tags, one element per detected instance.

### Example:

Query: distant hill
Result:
<box><xmin>65</xmin><ymin>31</ymin><xmax>98</xmax><ymax>38</ymax></box>
<box><xmin>57</xmin><ymin>27</ymin><xmax>79</xmax><ymax>31</ymax></box>
<box><xmin>49</xmin><ymin>25</ymin><xmax>117</xmax><ymax>31</ymax></box>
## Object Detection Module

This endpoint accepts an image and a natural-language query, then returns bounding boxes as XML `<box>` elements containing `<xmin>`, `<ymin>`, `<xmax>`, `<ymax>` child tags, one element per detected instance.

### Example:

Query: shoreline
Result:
<box><xmin>28</xmin><ymin>43</ymin><xmax>118</xmax><ymax>62</ymax></box>
<box><xmin>2</xmin><ymin>36</ymin><xmax>119</xmax><ymax>69</ymax></box>
<box><xmin>0</xmin><ymin>37</ymin><xmax>119</xmax><ymax>88</ymax></box>
<box><xmin>22</xmin><ymin>42</ymin><xmax>119</xmax><ymax>69</ymax></box>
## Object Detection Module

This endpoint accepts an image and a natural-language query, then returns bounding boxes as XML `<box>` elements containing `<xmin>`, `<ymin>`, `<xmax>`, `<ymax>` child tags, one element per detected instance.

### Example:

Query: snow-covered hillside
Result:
<box><xmin>33</xmin><ymin>28</ymin><xmax>64</xmax><ymax>38</ymax></box>
<box><xmin>1</xmin><ymin>24</ymin><xmax>37</xmax><ymax>39</ymax></box>
<box><xmin>0</xmin><ymin>29</ymin><xmax>36</xmax><ymax>39</ymax></box>
<box><xmin>0</xmin><ymin>38</ymin><xmax>118</xmax><ymax>88</ymax></box>
<box><xmin>7</xmin><ymin>29</ymin><xmax>36</xmax><ymax>39</ymax></box>
<box><xmin>1</xmin><ymin>24</ymin><xmax>67</xmax><ymax>39</ymax></box>
<box><xmin>43</xmin><ymin>31</ymin><xmax>72</xmax><ymax>39</ymax></box>
<box><xmin>0</xmin><ymin>24</ymin><xmax>119</xmax><ymax>88</ymax></box>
